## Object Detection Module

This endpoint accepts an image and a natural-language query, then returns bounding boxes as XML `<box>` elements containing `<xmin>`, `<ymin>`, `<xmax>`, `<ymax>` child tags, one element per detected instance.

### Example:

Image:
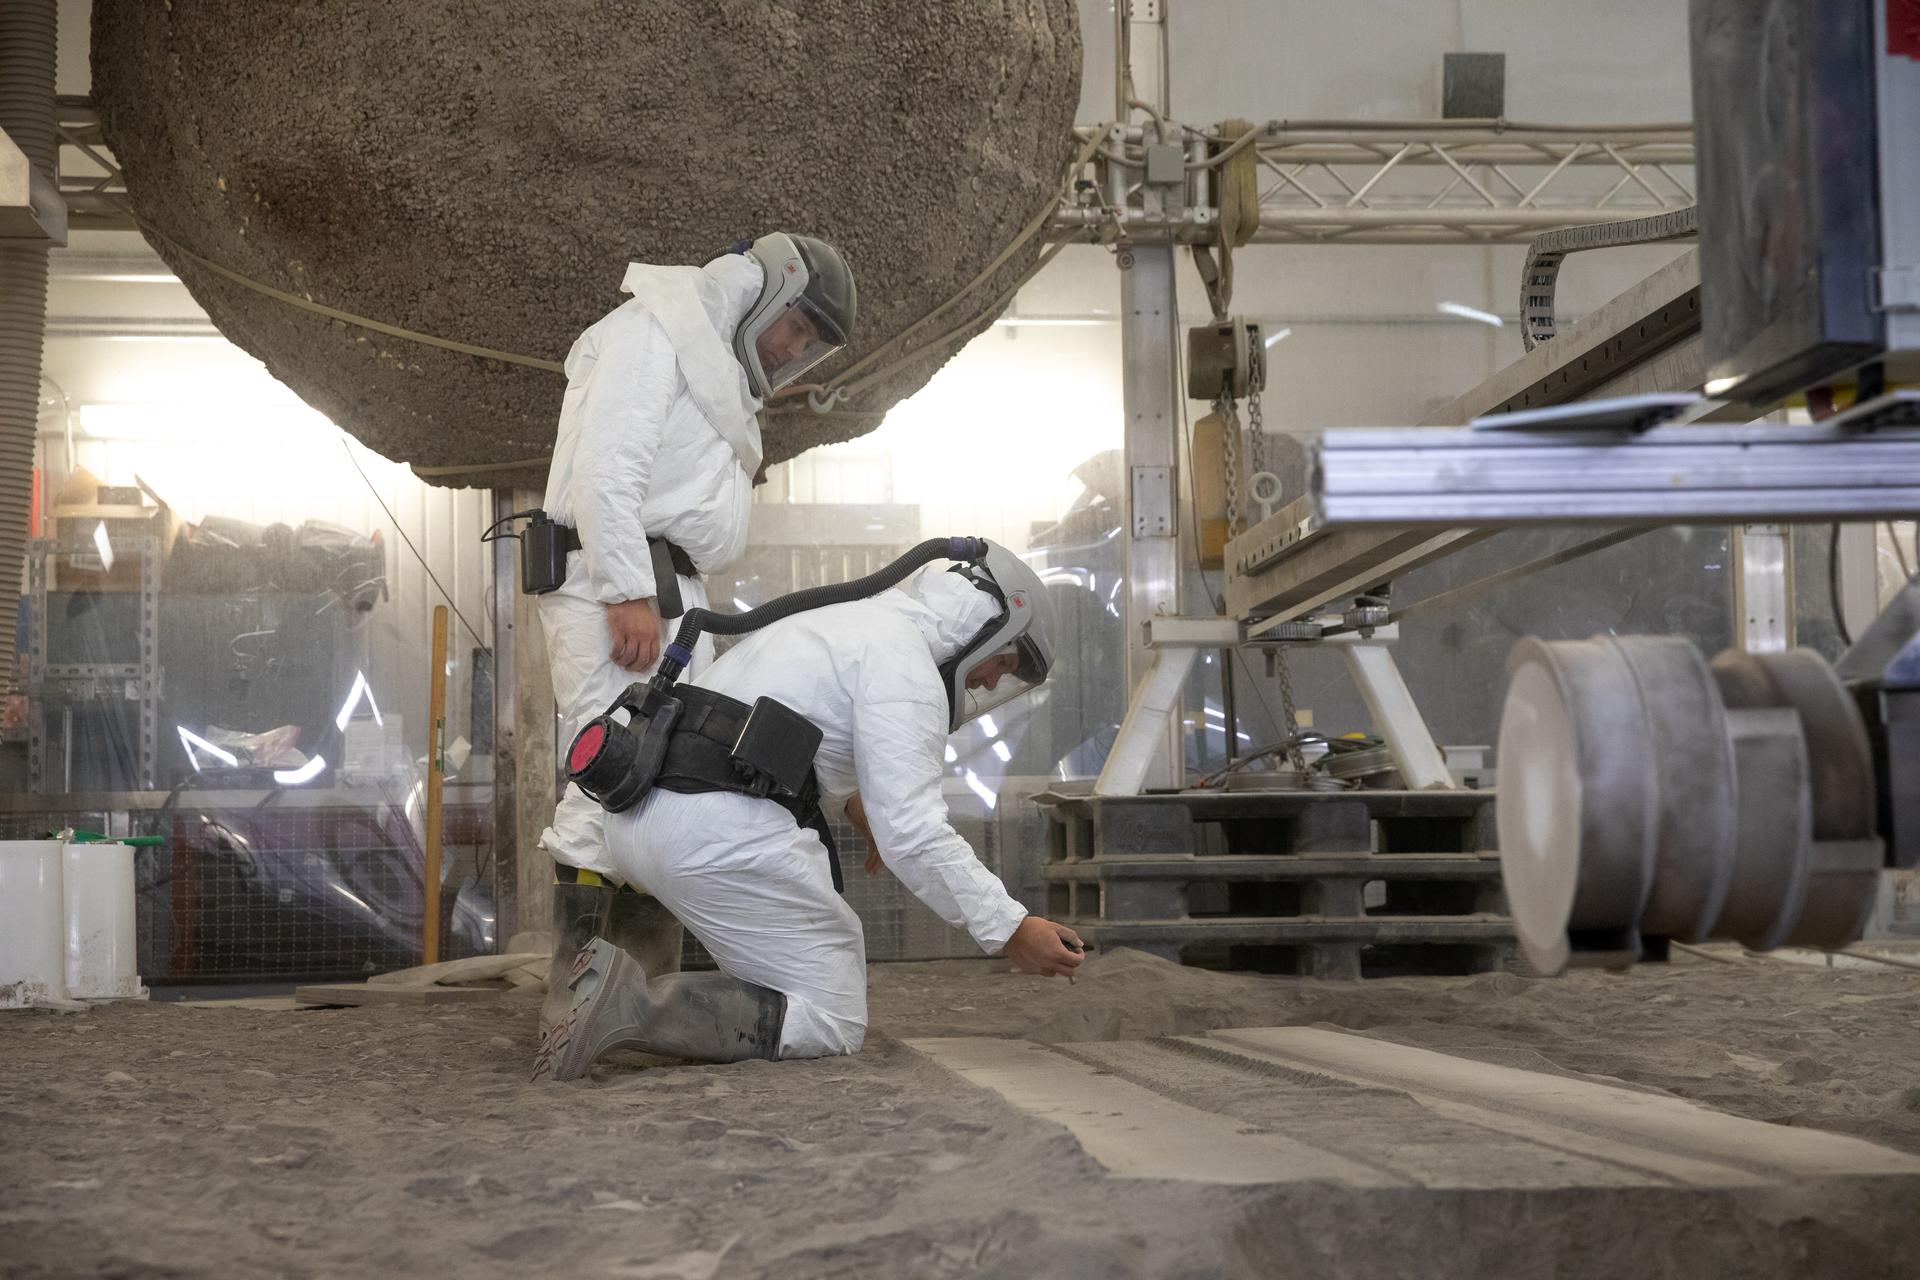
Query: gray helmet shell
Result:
<box><xmin>937</xmin><ymin>541</ymin><xmax>1056</xmax><ymax>733</ymax></box>
<box><xmin>731</xmin><ymin>232</ymin><xmax>858</xmax><ymax>398</ymax></box>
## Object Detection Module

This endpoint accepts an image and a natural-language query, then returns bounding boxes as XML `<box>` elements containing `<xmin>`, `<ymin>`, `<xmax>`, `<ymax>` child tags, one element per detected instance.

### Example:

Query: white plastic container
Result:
<box><xmin>63</xmin><ymin>841</ymin><xmax>142</xmax><ymax>1000</ymax></box>
<box><xmin>0</xmin><ymin>840</ymin><xmax>69</xmax><ymax>1008</ymax></box>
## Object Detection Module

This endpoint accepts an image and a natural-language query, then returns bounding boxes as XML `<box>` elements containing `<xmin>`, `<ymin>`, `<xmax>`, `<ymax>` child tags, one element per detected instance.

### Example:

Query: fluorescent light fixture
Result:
<box><xmin>103</xmin><ymin>335</ymin><xmax>234</xmax><ymax>344</ymax></box>
<box><xmin>1436</xmin><ymin>302</ymin><xmax>1505</xmax><ymax>327</ymax></box>
<box><xmin>991</xmin><ymin>740</ymin><xmax>1012</xmax><ymax>763</ymax></box>
<box><xmin>944</xmin><ymin>744</ymin><xmax>957</xmax><ymax>763</ymax></box>
<box><xmin>333</xmin><ymin>670</ymin><xmax>384</xmax><ymax>731</ymax></box>
<box><xmin>978</xmin><ymin>714</ymin><xmax>999</xmax><ymax>738</ymax></box>
<box><xmin>177</xmin><ymin>726</ymin><xmax>239</xmax><ymax>771</ymax></box>
<box><xmin>332</xmin><ymin>883</ymin><xmax>371</xmax><ymax>913</ymax></box>
<box><xmin>1704</xmin><ymin>376</ymin><xmax>1741</xmax><ymax>397</ymax></box>
<box><xmin>273</xmin><ymin>755</ymin><xmax>327</xmax><ymax>786</ymax></box>
<box><xmin>92</xmin><ymin>521</ymin><xmax>114</xmax><ymax>572</ymax></box>
<box><xmin>962</xmin><ymin>768</ymin><xmax>998</xmax><ymax>810</ymax></box>
<box><xmin>990</xmin><ymin>317</ymin><xmax>1111</xmax><ymax>327</ymax></box>
<box><xmin>94</xmin><ymin>273</ymin><xmax>180</xmax><ymax>284</ymax></box>
<box><xmin>733</xmin><ymin>597</ymin><xmax>753</xmax><ymax>611</ymax></box>
<box><xmin>1264</xmin><ymin>327</ymin><xmax>1293</xmax><ymax>348</ymax></box>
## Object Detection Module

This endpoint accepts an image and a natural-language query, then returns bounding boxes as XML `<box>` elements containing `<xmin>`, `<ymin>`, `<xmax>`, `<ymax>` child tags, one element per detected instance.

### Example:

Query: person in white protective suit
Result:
<box><xmin>535</xmin><ymin>232</ymin><xmax>857</xmax><ymax>1033</ymax></box>
<box><xmin>531</xmin><ymin>547</ymin><xmax>1084</xmax><ymax>1080</ymax></box>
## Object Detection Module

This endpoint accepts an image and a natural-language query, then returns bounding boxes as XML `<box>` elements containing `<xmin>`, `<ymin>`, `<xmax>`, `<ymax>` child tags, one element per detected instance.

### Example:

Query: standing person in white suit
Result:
<box><xmin>532</xmin><ymin>546</ymin><xmax>1084</xmax><ymax>1081</ymax></box>
<box><xmin>534</xmin><ymin>232</ymin><xmax>857</xmax><ymax>1034</ymax></box>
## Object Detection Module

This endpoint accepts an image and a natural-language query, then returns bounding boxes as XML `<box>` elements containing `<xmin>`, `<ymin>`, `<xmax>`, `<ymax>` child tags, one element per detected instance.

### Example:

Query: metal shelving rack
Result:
<box><xmin>25</xmin><ymin>535</ymin><xmax>163</xmax><ymax>793</ymax></box>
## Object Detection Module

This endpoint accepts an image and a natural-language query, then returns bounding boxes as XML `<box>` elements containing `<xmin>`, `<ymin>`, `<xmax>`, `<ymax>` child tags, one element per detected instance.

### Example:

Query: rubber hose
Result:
<box><xmin>0</xmin><ymin>0</ymin><xmax>58</xmax><ymax>692</ymax></box>
<box><xmin>659</xmin><ymin>535</ymin><xmax>984</xmax><ymax>676</ymax></box>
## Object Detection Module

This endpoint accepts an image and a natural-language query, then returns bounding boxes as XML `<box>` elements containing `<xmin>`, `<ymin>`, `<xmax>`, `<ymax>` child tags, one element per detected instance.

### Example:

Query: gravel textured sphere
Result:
<box><xmin>92</xmin><ymin>2</ymin><xmax>1081</xmax><ymax>488</ymax></box>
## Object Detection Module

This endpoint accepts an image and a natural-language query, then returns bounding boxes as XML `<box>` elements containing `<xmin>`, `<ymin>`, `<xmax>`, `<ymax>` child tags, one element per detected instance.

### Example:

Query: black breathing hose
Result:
<box><xmin>653</xmin><ymin>536</ymin><xmax>987</xmax><ymax>682</ymax></box>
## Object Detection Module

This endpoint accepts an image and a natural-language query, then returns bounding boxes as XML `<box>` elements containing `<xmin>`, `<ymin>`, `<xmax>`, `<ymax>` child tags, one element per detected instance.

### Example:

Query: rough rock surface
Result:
<box><xmin>91</xmin><ymin>2</ymin><xmax>1081</xmax><ymax>487</ymax></box>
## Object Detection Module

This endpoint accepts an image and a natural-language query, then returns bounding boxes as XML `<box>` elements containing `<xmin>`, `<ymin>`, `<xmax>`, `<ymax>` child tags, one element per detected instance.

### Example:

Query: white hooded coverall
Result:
<box><xmin>538</xmin><ymin>255</ymin><xmax>765</xmax><ymax>880</ymax></box>
<box><xmin>603</xmin><ymin>568</ymin><xmax>1033</xmax><ymax>1058</ymax></box>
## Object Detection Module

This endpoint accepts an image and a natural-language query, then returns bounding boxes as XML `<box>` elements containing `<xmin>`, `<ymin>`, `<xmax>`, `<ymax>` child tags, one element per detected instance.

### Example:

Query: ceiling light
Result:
<box><xmin>1437</xmin><ymin>302</ymin><xmax>1505</xmax><ymax>327</ymax></box>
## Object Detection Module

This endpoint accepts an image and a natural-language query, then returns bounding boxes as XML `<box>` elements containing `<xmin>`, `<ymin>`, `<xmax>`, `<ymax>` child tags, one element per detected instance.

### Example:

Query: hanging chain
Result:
<box><xmin>1248</xmin><ymin>326</ymin><xmax>1307</xmax><ymax>773</ymax></box>
<box><xmin>1217</xmin><ymin>390</ymin><xmax>1241</xmax><ymax>535</ymax></box>
<box><xmin>1274</xmin><ymin>645</ymin><xmax>1309</xmax><ymax>775</ymax></box>
<box><xmin>1246</xmin><ymin>323</ymin><xmax>1270</xmax><ymax>482</ymax></box>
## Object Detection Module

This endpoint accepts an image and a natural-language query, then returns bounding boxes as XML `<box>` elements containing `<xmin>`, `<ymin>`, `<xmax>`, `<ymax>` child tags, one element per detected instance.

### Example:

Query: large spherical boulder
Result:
<box><xmin>92</xmin><ymin>2</ymin><xmax>1081</xmax><ymax>487</ymax></box>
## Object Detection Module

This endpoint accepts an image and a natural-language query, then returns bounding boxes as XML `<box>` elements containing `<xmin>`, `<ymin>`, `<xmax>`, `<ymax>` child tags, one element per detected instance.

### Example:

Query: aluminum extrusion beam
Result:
<box><xmin>1224</xmin><ymin>497</ymin><xmax>1488</xmax><ymax>625</ymax></box>
<box><xmin>1222</xmin><ymin>252</ymin><xmax>1707</xmax><ymax>625</ymax></box>
<box><xmin>1313</xmin><ymin>422</ymin><xmax>1920</xmax><ymax>525</ymax></box>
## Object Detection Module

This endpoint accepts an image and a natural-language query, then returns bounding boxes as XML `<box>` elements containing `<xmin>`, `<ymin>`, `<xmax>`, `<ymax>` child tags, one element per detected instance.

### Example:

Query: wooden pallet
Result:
<box><xmin>1037</xmin><ymin>787</ymin><xmax>1515</xmax><ymax>978</ymax></box>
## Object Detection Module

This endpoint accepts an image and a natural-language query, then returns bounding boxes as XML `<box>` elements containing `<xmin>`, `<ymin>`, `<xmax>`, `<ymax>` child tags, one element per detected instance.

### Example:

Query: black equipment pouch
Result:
<box><xmin>520</xmin><ymin>511</ymin><xmax>577</xmax><ymax>595</ymax></box>
<box><xmin>733</xmin><ymin>697</ymin><xmax>825</xmax><ymax>797</ymax></box>
<box><xmin>516</xmin><ymin>507</ymin><xmax>696</xmax><ymax>619</ymax></box>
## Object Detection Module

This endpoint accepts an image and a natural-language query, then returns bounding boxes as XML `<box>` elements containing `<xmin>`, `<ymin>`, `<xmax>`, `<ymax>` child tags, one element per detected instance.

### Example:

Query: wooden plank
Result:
<box><xmin>293</xmin><ymin>983</ymin><xmax>503</xmax><ymax>1008</ymax></box>
<box><xmin>916</xmin><ymin>1027</ymin><xmax>1920</xmax><ymax>1192</ymax></box>
<box><xmin>425</xmin><ymin>605</ymin><xmax>449</xmax><ymax>964</ymax></box>
<box><xmin>904</xmin><ymin>1036</ymin><xmax>1404</xmax><ymax>1187</ymax></box>
<box><xmin>1211</xmin><ymin>1027</ymin><xmax>1920</xmax><ymax>1183</ymax></box>
<box><xmin>365</xmin><ymin>953</ymin><xmax>546</xmax><ymax>989</ymax></box>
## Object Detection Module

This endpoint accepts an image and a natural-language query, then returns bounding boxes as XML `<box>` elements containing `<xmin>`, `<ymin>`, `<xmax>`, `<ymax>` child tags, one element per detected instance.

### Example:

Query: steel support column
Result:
<box><xmin>1119</xmin><ymin>247</ymin><xmax>1183</xmax><ymax>789</ymax></box>
<box><xmin>1732</xmin><ymin>524</ymin><xmax>1795</xmax><ymax>653</ymax></box>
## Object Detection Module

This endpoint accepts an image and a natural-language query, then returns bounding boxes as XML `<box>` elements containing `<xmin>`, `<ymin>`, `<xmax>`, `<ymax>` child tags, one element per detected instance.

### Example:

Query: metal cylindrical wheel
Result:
<box><xmin>1714</xmin><ymin>708</ymin><xmax>1816</xmax><ymax>950</ymax></box>
<box><xmin>1609</xmin><ymin>637</ymin><xmax>1739</xmax><ymax>943</ymax></box>
<box><xmin>1497</xmin><ymin>638</ymin><xmax>1661</xmax><ymax>974</ymax></box>
<box><xmin>1710</xmin><ymin>649</ymin><xmax>1882</xmax><ymax>949</ymax></box>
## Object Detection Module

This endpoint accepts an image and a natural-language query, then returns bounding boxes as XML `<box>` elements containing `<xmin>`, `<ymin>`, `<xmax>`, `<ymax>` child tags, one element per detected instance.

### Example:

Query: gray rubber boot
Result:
<box><xmin>539</xmin><ymin>875</ymin><xmax>612</xmax><ymax>1037</ymax></box>
<box><xmin>605</xmin><ymin>886</ymin><xmax>684</xmax><ymax>978</ymax></box>
<box><xmin>529</xmin><ymin>937</ymin><xmax>786</xmax><ymax>1082</ymax></box>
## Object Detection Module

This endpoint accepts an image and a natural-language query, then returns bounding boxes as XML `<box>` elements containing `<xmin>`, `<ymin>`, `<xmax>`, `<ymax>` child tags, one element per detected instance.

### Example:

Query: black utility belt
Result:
<box><xmin>520</xmin><ymin>510</ymin><xmax>698</xmax><ymax>618</ymax></box>
<box><xmin>568</xmin><ymin>682</ymin><xmax>846</xmax><ymax>893</ymax></box>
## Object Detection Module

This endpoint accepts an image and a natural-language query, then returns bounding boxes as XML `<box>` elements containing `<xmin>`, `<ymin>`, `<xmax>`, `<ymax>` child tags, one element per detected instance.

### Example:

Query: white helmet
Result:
<box><xmin>726</xmin><ymin>232</ymin><xmax>857</xmax><ymax>398</ymax></box>
<box><xmin>937</xmin><ymin>542</ymin><xmax>1055</xmax><ymax>732</ymax></box>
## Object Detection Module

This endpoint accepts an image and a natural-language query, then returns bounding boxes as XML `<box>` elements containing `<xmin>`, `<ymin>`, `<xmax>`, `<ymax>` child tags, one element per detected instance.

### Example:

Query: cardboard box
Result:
<box><xmin>44</xmin><ymin>469</ymin><xmax>178</xmax><ymax>592</ymax></box>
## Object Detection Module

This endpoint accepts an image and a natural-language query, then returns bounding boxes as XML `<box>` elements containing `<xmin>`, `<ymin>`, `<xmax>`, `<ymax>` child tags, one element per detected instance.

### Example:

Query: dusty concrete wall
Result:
<box><xmin>91</xmin><ymin>1</ymin><xmax>1081</xmax><ymax>487</ymax></box>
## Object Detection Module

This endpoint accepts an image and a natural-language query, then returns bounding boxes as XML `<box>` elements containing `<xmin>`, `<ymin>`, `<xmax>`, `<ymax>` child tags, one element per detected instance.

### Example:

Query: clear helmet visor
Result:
<box><xmin>753</xmin><ymin>296</ymin><xmax>846</xmax><ymax>393</ymax></box>
<box><xmin>953</xmin><ymin>638</ymin><xmax>1047</xmax><ymax>728</ymax></box>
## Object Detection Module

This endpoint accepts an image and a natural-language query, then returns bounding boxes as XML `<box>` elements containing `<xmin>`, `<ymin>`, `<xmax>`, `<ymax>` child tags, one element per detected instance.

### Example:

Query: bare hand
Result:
<box><xmin>847</xmin><ymin>793</ymin><xmax>888</xmax><ymax>877</ymax></box>
<box><xmin>606</xmin><ymin>598</ymin><xmax>661</xmax><ymax>672</ymax></box>
<box><xmin>1001</xmin><ymin>916</ymin><xmax>1084</xmax><ymax>978</ymax></box>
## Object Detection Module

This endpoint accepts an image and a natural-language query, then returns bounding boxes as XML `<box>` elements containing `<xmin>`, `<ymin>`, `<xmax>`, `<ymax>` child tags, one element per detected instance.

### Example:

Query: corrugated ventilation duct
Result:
<box><xmin>0</xmin><ymin>0</ymin><xmax>58</xmax><ymax>689</ymax></box>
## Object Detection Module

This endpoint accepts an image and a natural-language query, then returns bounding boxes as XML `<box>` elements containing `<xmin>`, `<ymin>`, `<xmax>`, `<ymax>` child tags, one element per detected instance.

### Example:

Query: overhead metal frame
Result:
<box><xmin>1057</xmin><ymin>122</ymin><xmax>1694</xmax><ymax>246</ymax></box>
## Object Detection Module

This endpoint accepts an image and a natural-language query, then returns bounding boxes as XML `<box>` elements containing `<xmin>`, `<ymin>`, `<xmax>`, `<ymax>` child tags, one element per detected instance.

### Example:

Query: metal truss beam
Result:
<box><xmin>1060</xmin><ymin>121</ymin><xmax>1695</xmax><ymax>247</ymax></box>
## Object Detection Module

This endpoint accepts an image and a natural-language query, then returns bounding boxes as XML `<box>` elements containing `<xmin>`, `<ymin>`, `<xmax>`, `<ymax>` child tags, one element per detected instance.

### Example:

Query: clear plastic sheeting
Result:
<box><xmin>9</xmin><ymin>414</ymin><xmax>496</xmax><ymax>985</ymax></box>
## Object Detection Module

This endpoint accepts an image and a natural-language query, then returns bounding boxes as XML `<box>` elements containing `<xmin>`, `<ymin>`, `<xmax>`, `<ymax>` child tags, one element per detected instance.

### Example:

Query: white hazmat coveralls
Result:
<box><xmin>538</xmin><ymin>255</ymin><xmax>765</xmax><ymax>881</ymax></box>
<box><xmin>603</xmin><ymin>567</ymin><xmax>1033</xmax><ymax>1058</ymax></box>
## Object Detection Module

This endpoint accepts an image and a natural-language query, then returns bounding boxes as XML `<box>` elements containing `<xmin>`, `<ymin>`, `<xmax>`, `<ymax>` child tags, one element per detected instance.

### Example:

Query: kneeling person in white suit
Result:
<box><xmin>532</xmin><ymin>546</ymin><xmax>1082</xmax><ymax>1079</ymax></box>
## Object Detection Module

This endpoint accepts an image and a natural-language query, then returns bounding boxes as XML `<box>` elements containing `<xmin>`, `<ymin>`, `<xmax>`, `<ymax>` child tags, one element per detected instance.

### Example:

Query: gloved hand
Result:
<box><xmin>1002</xmin><ymin>916</ymin><xmax>1084</xmax><ymax>978</ymax></box>
<box><xmin>606</xmin><ymin>598</ymin><xmax>661</xmax><ymax>672</ymax></box>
